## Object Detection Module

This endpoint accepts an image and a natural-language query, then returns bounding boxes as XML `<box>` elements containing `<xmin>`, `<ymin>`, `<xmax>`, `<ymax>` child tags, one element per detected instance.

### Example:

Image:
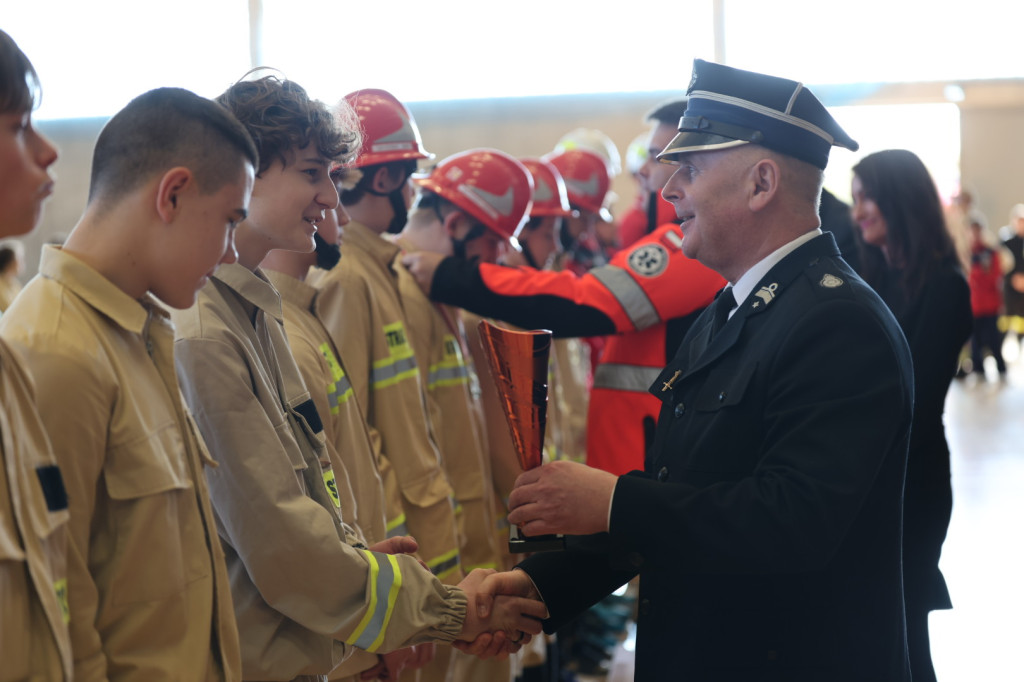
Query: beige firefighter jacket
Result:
<box><xmin>173</xmin><ymin>264</ymin><xmax>466</xmax><ymax>681</ymax></box>
<box><xmin>309</xmin><ymin>222</ymin><xmax>461</xmax><ymax>584</ymax></box>
<box><xmin>0</xmin><ymin>339</ymin><xmax>73</xmax><ymax>681</ymax></box>
<box><xmin>0</xmin><ymin>246</ymin><xmax>240</xmax><ymax>681</ymax></box>
<box><xmin>264</xmin><ymin>268</ymin><xmax>388</xmax><ymax>680</ymax></box>
<box><xmin>266</xmin><ymin>269</ymin><xmax>387</xmax><ymax>547</ymax></box>
<box><xmin>392</xmin><ymin>244</ymin><xmax>502</xmax><ymax>574</ymax></box>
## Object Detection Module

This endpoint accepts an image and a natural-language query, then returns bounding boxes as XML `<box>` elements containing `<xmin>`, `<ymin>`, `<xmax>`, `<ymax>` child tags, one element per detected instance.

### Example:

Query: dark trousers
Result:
<box><xmin>970</xmin><ymin>315</ymin><xmax>1007</xmax><ymax>375</ymax></box>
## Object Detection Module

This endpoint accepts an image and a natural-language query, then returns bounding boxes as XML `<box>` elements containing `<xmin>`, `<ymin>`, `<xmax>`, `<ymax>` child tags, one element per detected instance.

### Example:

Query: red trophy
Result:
<box><xmin>477</xmin><ymin>319</ymin><xmax>565</xmax><ymax>552</ymax></box>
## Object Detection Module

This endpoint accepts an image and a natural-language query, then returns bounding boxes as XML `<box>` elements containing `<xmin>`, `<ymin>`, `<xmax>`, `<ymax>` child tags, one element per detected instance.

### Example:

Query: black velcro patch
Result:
<box><xmin>36</xmin><ymin>465</ymin><xmax>68</xmax><ymax>512</ymax></box>
<box><xmin>293</xmin><ymin>399</ymin><xmax>324</xmax><ymax>435</ymax></box>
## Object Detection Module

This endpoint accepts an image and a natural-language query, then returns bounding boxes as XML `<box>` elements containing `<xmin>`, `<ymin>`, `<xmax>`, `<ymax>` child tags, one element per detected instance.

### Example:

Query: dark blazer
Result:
<box><xmin>521</xmin><ymin>234</ymin><xmax>914</xmax><ymax>681</ymax></box>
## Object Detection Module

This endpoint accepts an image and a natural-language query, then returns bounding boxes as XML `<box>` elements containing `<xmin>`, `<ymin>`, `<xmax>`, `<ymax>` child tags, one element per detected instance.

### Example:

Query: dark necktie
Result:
<box><xmin>710</xmin><ymin>287</ymin><xmax>736</xmax><ymax>337</ymax></box>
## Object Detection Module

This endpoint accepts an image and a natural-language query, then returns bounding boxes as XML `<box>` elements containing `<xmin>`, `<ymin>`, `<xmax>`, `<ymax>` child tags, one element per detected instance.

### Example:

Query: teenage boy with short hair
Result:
<box><xmin>0</xmin><ymin>85</ymin><xmax>254</xmax><ymax>680</ymax></box>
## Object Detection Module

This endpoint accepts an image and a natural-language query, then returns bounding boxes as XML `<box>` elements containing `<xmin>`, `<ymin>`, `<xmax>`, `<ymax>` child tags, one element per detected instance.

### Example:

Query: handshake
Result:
<box><xmin>454</xmin><ymin>568</ymin><xmax>547</xmax><ymax>658</ymax></box>
<box><xmin>357</xmin><ymin>537</ymin><xmax>545</xmax><ymax>679</ymax></box>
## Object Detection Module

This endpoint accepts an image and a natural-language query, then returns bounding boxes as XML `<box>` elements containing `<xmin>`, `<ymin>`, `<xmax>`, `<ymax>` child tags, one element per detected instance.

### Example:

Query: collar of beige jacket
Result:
<box><xmin>39</xmin><ymin>245</ymin><xmax>167</xmax><ymax>334</ymax></box>
<box><xmin>213</xmin><ymin>263</ymin><xmax>285</xmax><ymax>323</ymax></box>
<box><xmin>264</xmin><ymin>268</ymin><xmax>316</xmax><ymax>313</ymax></box>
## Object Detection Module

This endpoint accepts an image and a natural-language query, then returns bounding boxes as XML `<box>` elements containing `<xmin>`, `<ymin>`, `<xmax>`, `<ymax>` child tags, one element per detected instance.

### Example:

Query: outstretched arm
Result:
<box><xmin>402</xmin><ymin>223</ymin><xmax>724</xmax><ymax>338</ymax></box>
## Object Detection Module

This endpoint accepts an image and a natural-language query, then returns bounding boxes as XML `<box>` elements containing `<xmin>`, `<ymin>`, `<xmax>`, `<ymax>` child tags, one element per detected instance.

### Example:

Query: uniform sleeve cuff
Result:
<box><xmin>429</xmin><ymin>585</ymin><xmax>469</xmax><ymax>643</ymax></box>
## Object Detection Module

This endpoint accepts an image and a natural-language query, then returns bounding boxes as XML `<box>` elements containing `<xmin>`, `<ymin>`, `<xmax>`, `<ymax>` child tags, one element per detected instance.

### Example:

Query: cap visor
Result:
<box><xmin>656</xmin><ymin>131</ymin><xmax>750</xmax><ymax>162</ymax></box>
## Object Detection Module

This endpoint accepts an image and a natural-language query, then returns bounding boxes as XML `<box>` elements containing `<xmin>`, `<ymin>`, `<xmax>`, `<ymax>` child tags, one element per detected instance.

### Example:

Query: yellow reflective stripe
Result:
<box><xmin>319</xmin><ymin>342</ymin><xmax>345</xmax><ymax>382</ymax></box>
<box><xmin>319</xmin><ymin>342</ymin><xmax>354</xmax><ymax>414</ymax></box>
<box><xmin>323</xmin><ymin>469</ymin><xmax>341</xmax><ymax>508</ymax></box>
<box><xmin>427</xmin><ymin>360</ymin><xmax>470</xmax><ymax>390</ymax></box>
<box><xmin>372</xmin><ymin>322</ymin><xmax>418</xmax><ymax>389</ymax></box>
<box><xmin>54</xmin><ymin>578</ymin><xmax>69</xmax><ymax>624</ymax></box>
<box><xmin>427</xmin><ymin>548</ymin><xmax>461</xmax><ymax>580</ymax></box>
<box><xmin>348</xmin><ymin>551</ymin><xmax>403</xmax><ymax>652</ymax></box>
<box><xmin>428</xmin><ymin>334</ymin><xmax>469</xmax><ymax>390</ymax></box>
<box><xmin>385</xmin><ymin>513</ymin><xmax>408</xmax><ymax>538</ymax></box>
<box><xmin>369</xmin><ymin>554</ymin><xmax>403</xmax><ymax>652</ymax></box>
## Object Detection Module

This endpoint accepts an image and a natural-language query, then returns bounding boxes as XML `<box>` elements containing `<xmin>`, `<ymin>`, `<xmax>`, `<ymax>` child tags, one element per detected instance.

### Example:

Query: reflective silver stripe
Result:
<box><xmin>428</xmin><ymin>364</ymin><xmax>469</xmax><ymax>388</ymax></box>
<box><xmin>334</xmin><ymin>374</ymin><xmax>353</xmax><ymax>402</ymax></box>
<box><xmin>370</xmin><ymin>356</ymin><xmax>419</xmax><ymax>388</ymax></box>
<box><xmin>590</xmin><ymin>265</ymin><xmax>661</xmax><ymax>330</ymax></box>
<box><xmin>593</xmin><ymin>363</ymin><xmax>663</xmax><ymax>393</ymax></box>
<box><xmin>352</xmin><ymin>552</ymin><xmax>398</xmax><ymax>651</ymax></box>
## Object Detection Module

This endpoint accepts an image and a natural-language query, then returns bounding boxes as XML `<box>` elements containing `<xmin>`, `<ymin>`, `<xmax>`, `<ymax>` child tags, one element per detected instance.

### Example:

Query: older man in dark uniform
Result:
<box><xmin>474</xmin><ymin>60</ymin><xmax>915</xmax><ymax>681</ymax></box>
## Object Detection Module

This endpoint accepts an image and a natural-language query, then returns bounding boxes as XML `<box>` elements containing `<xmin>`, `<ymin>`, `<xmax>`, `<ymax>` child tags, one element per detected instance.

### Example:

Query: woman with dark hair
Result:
<box><xmin>0</xmin><ymin>28</ymin><xmax>71</xmax><ymax>680</ymax></box>
<box><xmin>851</xmin><ymin>148</ymin><xmax>972</xmax><ymax>682</ymax></box>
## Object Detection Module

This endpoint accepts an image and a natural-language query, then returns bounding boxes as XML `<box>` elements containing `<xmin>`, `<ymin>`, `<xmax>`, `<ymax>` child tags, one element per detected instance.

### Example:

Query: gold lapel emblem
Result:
<box><xmin>661</xmin><ymin>369</ymin><xmax>682</xmax><ymax>393</ymax></box>
<box><xmin>820</xmin><ymin>274</ymin><xmax>844</xmax><ymax>288</ymax></box>
<box><xmin>751</xmin><ymin>283</ymin><xmax>778</xmax><ymax>308</ymax></box>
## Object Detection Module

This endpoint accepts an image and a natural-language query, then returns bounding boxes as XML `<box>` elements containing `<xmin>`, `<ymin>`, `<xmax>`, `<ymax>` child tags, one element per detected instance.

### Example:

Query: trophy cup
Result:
<box><xmin>477</xmin><ymin>319</ymin><xmax>565</xmax><ymax>552</ymax></box>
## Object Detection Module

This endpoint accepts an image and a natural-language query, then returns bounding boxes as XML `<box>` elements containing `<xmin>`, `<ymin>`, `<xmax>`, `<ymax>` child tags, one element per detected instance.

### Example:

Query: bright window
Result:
<box><xmin>824</xmin><ymin>103</ymin><xmax>961</xmax><ymax>205</ymax></box>
<box><xmin>721</xmin><ymin>0</ymin><xmax>1024</xmax><ymax>83</ymax></box>
<box><xmin>6</xmin><ymin>0</ymin><xmax>1014</xmax><ymax>120</ymax></box>
<box><xmin>258</xmin><ymin>0</ymin><xmax>716</xmax><ymax>106</ymax></box>
<box><xmin>7</xmin><ymin>0</ymin><xmax>251</xmax><ymax>120</ymax></box>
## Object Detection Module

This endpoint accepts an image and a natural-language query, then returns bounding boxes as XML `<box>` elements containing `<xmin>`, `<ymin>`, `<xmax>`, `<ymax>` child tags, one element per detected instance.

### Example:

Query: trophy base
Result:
<box><xmin>509</xmin><ymin>525</ymin><xmax>565</xmax><ymax>553</ymax></box>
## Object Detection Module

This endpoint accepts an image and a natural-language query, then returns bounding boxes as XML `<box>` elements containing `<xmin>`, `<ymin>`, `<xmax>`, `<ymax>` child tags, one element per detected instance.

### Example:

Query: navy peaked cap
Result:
<box><xmin>658</xmin><ymin>59</ymin><xmax>858</xmax><ymax>170</ymax></box>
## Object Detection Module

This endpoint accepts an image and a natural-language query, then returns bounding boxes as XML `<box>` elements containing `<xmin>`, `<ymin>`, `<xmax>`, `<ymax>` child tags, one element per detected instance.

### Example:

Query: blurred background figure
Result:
<box><xmin>545</xmin><ymin>146</ymin><xmax>612</xmax><ymax>273</ymax></box>
<box><xmin>617</xmin><ymin>100</ymin><xmax>687</xmax><ymax>250</ymax></box>
<box><xmin>548</xmin><ymin>130</ymin><xmax>621</xmax><ymax>272</ymax></box>
<box><xmin>819</xmin><ymin>188</ymin><xmax>861</xmax><ymax>273</ymax></box>
<box><xmin>510</xmin><ymin>158</ymin><xmax>591</xmax><ymax>466</ymax></box>
<box><xmin>0</xmin><ymin>238</ymin><xmax>25</xmax><ymax>312</ymax></box>
<box><xmin>1000</xmin><ymin>203</ymin><xmax>1024</xmax><ymax>355</ymax></box>
<box><xmin>946</xmin><ymin>186</ymin><xmax>990</xmax><ymax>271</ymax></box>
<box><xmin>851</xmin><ymin>148</ymin><xmax>973</xmax><ymax>682</ymax></box>
<box><xmin>544</xmin><ymin>145</ymin><xmax>617</xmax><ymax>375</ymax></box>
<box><xmin>617</xmin><ymin>131</ymin><xmax>652</xmax><ymax>250</ymax></box>
<box><xmin>967</xmin><ymin>220</ymin><xmax>1008</xmax><ymax>381</ymax></box>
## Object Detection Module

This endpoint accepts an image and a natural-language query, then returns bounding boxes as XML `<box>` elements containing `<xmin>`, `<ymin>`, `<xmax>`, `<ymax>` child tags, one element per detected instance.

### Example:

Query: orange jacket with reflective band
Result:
<box><xmin>429</xmin><ymin>223</ymin><xmax>725</xmax><ymax>475</ymax></box>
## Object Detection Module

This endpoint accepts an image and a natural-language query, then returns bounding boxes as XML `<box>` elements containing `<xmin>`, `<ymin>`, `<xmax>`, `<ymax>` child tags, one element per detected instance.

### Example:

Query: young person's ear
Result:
<box><xmin>156</xmin><ymin>167</ymin><xmax>194</xmax><ymax>222</ymax></box>
<box><xmin>443</xmin><ymin>210</ymin><xmax>465</xmax><ymax>239</ymax></box>
<box><xmin>371</xmin><ymin>165</ymin><xmax>402</xmax><ymax>194</ymax></box>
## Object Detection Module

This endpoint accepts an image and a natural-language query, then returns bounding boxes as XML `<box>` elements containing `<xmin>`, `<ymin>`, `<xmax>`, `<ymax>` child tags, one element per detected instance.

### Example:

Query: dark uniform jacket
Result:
<box><xmin>520</xmin><ymin>234</ymin><xmax>914</xmax><ymax>681</ymax></box>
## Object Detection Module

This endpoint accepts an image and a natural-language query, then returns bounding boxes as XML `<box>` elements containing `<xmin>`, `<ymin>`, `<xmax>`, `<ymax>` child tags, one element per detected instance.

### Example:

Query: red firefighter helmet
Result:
<box><xmin>519</xmin><ymin>158</ymin><xmax>574</xmax><ymax>218</ymax></box>
<box><xmin>343</xmin><ymin>89</ymin><xmax>433</xmax><ymax>168</ymax></box>
<box><xmin>543</xmin><ymin>148</ymin><xmax>613</xmax><ymax>220</ymax></box>
<box><xmin>413</xmin><ymin>148</ymin><xmax>534</xmax><ymax>240</ymax></box>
